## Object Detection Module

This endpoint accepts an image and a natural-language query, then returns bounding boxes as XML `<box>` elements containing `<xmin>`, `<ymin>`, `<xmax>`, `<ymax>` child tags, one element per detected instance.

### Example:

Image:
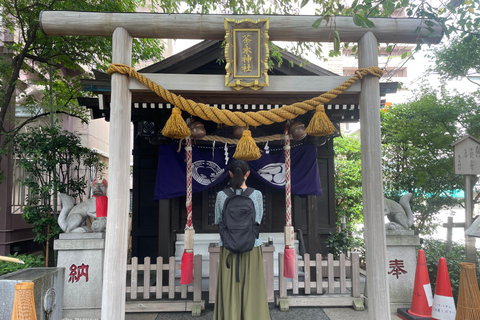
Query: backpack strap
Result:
<box><xmin>225</xmin><ymin>252</ymin><xmax>241</xmax><ymax>283</ymax></box>
<box><xmin>241</xmin><ymin>187</ymin><xmax>255</xmax><ymax>197</ymax></box>
<box><xmin>223</xmin><ymin>187</ymin><xmax>255</xmax><ymax>197</ymax></box>
<box><xmin>222</xmin><ymin>188</ymin><xmax>235</xmax><ymax>198</ymax></box>
<box><xmin>221</xmin><ymin>188</ymin><xmax>235</xmax><ymax>217</ymax></box>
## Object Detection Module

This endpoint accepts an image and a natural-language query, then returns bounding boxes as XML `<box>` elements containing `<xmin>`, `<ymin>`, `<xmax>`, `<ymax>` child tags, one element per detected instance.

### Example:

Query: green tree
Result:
<box><xmin>334</xmin><ymin>133</ymin><xmax>363</xmax><ymax>229</ymax></box>
<box><xmin>11</xmin><ymin>126</ymin><xmax>105</xmax><ymax>266</ymax></box>
<box><xmin>431</xmin><ymin>35</ymin><xmax>480</xmax><ymax>87</ymax></box>
<box><xmin>0</xmin><ymin>0</ymin><xmax>168</xmax><ymax>182</ymax></box>
<box><xmin>327</xmin><ymin>134</ymin><xmax>364</xmax><ymax>257</ymax></box>
<box><xmin>381</xmin><ymin>87</ymin><xmax>480</xmax><ymax>235</ymax></box>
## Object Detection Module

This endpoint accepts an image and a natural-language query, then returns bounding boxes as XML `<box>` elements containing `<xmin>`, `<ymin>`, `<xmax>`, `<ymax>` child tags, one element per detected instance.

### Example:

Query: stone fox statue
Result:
<box><xmin>58</xmin><ymin>179</ymin><xmax>108</xmax><ymax>233</ymax></box>
<box><xmin>384</xmin><ymin>193</ymin><xmax>414</xmax><ymax>230</ymax></box>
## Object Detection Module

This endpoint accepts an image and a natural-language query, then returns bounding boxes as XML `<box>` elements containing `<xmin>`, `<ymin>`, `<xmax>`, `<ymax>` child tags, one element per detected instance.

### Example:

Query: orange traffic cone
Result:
<box><xmin>398</xmin><ymin>249</ymin><xmax>433</xmax><ymax>320</ymax></box>
<box><xmin>408</xmin><ymin>249</ymin><xmax>433</xmax><ymax>317</ymax></box>
<box><xmin>432</xmin><ymin>257</ymin><xmax>456</xmax><ymax>320</ymax></box>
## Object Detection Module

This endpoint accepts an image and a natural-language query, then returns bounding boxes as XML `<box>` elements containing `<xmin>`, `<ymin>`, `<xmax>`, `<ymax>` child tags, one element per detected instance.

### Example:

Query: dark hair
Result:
<box><xmin>229</xmin><ymin>160</ymin><xmax>249</xmax><ymax>189</ymax></box>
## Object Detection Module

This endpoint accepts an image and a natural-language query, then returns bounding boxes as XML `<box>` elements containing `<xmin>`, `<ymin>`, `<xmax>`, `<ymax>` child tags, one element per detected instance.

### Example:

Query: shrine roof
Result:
<box><xmin>79</xmin><ymin>40</ymin><xmax>397</xmax><ymax>125</ymax></box>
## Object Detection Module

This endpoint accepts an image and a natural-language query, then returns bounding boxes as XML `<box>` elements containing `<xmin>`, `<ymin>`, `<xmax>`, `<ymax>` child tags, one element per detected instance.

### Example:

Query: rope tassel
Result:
<box><xmin>283</xmin><ymin>126</ymin><xmax>296</xmax><ymax>279</ymax></box>
<box><xmin>233</xmin><ymin>129</ymin><xmax>261</xmax><ymax>161</ymax></box>
<box><xmin>181</xmin><ymin>227</ymin><xmax>195</xmax><ymax>285</ymax></box>
<box><xmin>181</xmin><ymin>137</ymin><xmax>195</xmax><ymax>285</ymax></box>
<box><xmin>161</xmin><ymin>107</ymin><xmax>191</xmax><ymax>139</ymax></box>
<box><xmin>305</xmin><ymin>105</ymin><xmax>337</xmax><ymax>137</ymax></box>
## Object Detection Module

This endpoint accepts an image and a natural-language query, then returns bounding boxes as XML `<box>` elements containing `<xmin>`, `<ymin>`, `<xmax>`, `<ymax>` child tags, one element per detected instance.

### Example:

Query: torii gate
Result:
<box><xmin>40</xmin><ymin>12</ymin><xmax>443</xmax><ymax>320</ymax></box>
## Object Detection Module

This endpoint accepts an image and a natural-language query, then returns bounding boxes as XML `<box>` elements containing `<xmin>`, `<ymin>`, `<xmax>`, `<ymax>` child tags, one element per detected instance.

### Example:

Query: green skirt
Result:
<box><xmin>213</xmin><ymin>246</ymin><xmax>271</xmax><ymax>320</ymax></box>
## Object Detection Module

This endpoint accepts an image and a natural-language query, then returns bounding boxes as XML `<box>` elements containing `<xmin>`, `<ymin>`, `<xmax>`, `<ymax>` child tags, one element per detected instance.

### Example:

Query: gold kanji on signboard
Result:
<box><xmin>224</xmin><ymin>18</ymin><xmax>269</xmax><ymax>90</ymax></box>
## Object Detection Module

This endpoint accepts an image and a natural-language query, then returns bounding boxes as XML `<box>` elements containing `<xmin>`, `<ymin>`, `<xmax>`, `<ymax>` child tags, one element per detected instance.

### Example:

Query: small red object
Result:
<box><xmin>180</xmin><ymin>250</ymin><xmax>194</xmax><ymax>285</ymax></box>
<box><xmin>94</xmin><ymin>195</ymin><xmax>108</xmax><ymax>217</ymax></box>
<box><xmin>283</xmin><ymin>246</ymin><xmax>296</xmax><ymax>279</ymax></box>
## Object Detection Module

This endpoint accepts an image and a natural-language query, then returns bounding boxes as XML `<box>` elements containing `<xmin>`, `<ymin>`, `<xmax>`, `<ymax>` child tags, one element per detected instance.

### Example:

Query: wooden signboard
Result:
<box><xmin>451</xmin><ymin>135</ymin><xmax>480</xmax><ymax>175</ymax></box>
<box><xmin>224</xmin><ymin>18</ymin><xmax>269</xmax><ymax>90</ymax></box>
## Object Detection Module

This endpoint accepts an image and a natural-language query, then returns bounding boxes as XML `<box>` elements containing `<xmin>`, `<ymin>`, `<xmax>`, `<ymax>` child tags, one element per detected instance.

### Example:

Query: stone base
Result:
<box><xmin>386</xmin><ymin>229</ymin><xmax>415</xmax><ymax>236</ymax></box>
<box><xmin>62</xmin><ymin>307</ymin><xmax>101</xmax><ymax>320</ymax></box>
<box><xmin>0</xmin><ymin>268</ymin><xmax>64</xmax><ymax>320</ymax></box>
<box><xmin>54</xmin><ymin>232</ymin><xmax>105</xmax><ymax>319</ymax></box>
<box><xmin>386</xmin><ymin>234</ymin><xmax>420</xmax><ymax>311</ymax></box>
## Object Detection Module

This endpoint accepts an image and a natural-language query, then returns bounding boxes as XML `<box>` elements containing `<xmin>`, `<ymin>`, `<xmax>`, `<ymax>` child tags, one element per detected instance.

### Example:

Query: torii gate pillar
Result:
<box><xmin>359</xmin><ymin>31</ymin><xmax>390</xmax><ymax>319</ymax></box>
<box><xmin>101</xmin><ymin>27</ymin><xmax>132</xmax><ymax>320</ymax></box>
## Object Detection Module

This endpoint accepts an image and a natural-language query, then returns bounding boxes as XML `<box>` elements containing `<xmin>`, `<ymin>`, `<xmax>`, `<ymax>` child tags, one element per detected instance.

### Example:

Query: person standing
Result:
<box><xmin>213</xmin><ymin>159</ymin><xmax>270</xmax><ymax>320</ymax></box>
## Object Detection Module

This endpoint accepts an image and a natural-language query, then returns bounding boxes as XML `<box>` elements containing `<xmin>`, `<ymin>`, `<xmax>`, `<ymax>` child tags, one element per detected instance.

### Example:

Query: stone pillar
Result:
<box><xmin>385</xmin><ymin>231</ymin><xmax>420</xmax><ymax>310</ymax></box>
<box><xmin>54</xmin><ymin>232</ymin><xmax>105</xmax><ymax>320</ymax></box>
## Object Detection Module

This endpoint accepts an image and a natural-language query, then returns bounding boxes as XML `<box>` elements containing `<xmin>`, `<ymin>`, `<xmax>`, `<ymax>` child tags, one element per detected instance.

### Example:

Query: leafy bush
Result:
<box><xmin>0</xmin><ymin>253</ymin><xmax>44</xmax><ymax>276</ymax></box>
<box><xmin>11</xmin><ymin>126</ymin><xmax>105</xmax><ymax>265</ymax></box>
<box><xmin>326</xmin><ymin>229</ymin><xmax>365</xmax><ymax>263</ymax></box>
<box><xmin>330</xmin><ymin>134</ymin><xmax>365</xmax><ymax>264</ymax></box>
<box><xmin>421</xmin><ymin>238</ymin><xmax>480</xmax><ymax>303</ymax></box>
<box><xmin>334</xmin><ymin>134</ymin><xmax>363</xmax><ymax>229</ymax></box>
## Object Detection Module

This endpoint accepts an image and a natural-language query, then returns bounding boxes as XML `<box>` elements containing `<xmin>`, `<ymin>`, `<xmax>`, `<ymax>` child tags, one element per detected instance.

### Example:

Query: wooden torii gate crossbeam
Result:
<box><xmin>39</xmin><ymin>12</ymin><xmax>443</xmax><ymax>320</ymax></box>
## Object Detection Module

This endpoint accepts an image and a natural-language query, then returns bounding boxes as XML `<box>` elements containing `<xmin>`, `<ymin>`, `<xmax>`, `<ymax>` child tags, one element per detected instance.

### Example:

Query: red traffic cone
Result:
<box><xmin>432</xmin><ymin>257</ymin><xmax>456</xmax><ymax>320</ymax></box>
<box><xmin>408</xmin><ymin>249</ymin><xmax>433</xmax><ymax>318</ymax></box>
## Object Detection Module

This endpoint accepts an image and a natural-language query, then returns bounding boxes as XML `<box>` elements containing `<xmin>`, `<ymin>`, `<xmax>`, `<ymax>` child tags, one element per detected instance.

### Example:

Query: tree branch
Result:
<box><xmin>5</xmin><ymin>111</ymin><xmax>87</xmax><ymax>138</ymax></box>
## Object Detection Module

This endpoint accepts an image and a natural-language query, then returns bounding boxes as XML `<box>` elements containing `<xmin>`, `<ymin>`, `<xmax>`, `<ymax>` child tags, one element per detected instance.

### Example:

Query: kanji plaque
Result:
<box><xmin>224</xmin><ymin>18</ymin><xmax>269</xmax><ymax>90</ymax></box>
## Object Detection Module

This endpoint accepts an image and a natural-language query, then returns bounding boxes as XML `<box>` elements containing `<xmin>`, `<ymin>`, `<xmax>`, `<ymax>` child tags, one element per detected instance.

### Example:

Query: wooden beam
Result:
<box><xmin>101</xmin><ymin>27</ymin><xmax>132</xmax><ymax>320</ymax></box>
<box><xmin>128</xmin><ymin>74</ymin><xmax>361</xmax><ymax>94</ymax></box>
<box><xmin>125</xmin><ymin>300</ymin><xmax>205</xmax><ymax>312</ymax></box>
<box><xmin>283</xmin><ymin>295</ymin><xmax>361</xmax><ymax>307</ymax></box>
<box><xmin>358</xmin><ymin>31</ymin><xmax>390</xmax><ymax>320</ymax></box>
<box><xmin>128</xmin><ymin>91</ymin><xmax>361</xmax><ymax>106</ymax></box>
<box><xmin>39</xmin><ymin>12</ymin><xmax>443</xmax><ymax>44</ymax></box>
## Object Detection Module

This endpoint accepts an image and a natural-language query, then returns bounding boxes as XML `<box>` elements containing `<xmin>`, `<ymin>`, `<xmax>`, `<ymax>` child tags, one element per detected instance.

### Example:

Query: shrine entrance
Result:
<box><xmin>40</xmin><ymin>11</ymin><xmax>443</xmax><ymax>320</ymax></box>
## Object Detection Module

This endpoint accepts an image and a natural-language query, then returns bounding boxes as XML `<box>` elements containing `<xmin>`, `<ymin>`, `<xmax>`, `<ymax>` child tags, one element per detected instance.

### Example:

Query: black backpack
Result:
<box><xmin>219</xmin><ymin>187</ymin><xmax>260</xmax><ymax>281</ymax></box>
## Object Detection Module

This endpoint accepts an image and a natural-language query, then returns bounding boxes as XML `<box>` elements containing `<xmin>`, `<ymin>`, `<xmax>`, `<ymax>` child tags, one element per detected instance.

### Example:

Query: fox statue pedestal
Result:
<box><xmin>385</xmin><ymin>231</ymin><xmax>420</xmax><ymax>311</ymax></box>
<box><xmin>54</xmin><ymin>232</ymin><xmax>105</xmax><ymax>320</ymax></box>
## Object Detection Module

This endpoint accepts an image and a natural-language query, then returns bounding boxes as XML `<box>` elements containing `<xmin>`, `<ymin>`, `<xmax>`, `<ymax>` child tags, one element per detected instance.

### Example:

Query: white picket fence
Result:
<box><xmin>125</xmin><ymin>255</ymin><xmax>204</xmax><ymax>316</ymax></box>
<box><xmin>277</xmin><ymin>252</ymin><xmax>364</xmax><ymax>311</ymax></box>
<box><xmin>125</xmin><ymin>251</ymin><xmax>364</xmax><ymax>316</ymax></box>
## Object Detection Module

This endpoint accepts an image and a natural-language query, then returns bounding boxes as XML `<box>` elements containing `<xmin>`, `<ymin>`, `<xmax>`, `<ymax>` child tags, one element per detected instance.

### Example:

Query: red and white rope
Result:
<box><xmin>185</xmin><ymin>136</ymin><xmax>193</xmax><ymax>229</ymax></box>
<box><xmin>284</xmin><ymin>126</ymin><xmax>292</xmax><ymax>227</ymax></box>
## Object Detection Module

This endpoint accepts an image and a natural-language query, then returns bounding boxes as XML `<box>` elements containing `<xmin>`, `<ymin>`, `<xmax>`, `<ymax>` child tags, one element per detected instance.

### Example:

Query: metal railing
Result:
<box><xmin>11</xmin><ymin>157</ymin><xmax>95</xmax><ymax>215</ymax></box>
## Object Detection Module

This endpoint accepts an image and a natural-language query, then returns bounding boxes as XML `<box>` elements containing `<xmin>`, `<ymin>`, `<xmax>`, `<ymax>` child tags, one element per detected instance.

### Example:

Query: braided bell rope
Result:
<box><xmin>200</xmin><ymin>134</ymin><xmax>284</xmax><ymax>144</ymax></box>
<box><xmin>107</xmin><ymin>64</ymin><xmax>383</xmax><ymax>127</ymax></box>
<box><xmin>185</xmin><ymin>137</ymin><xmax>193</xmax><ymax>229</ymax></box>
<box><xmin>284</xmin><ymin>125</ymin><xmax>292</xmax><ymax>227</ymax></box>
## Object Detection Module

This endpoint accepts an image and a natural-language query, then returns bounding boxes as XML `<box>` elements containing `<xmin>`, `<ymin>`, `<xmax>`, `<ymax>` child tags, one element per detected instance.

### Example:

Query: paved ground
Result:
<box><xmin>125</xmin><ymin>301</ymin><xmax>403</xmax><ymax>320</ymax></box>
<box><xmin>125</xmin><ymin>274</ymin><xmax>403</xmax><ymax>320</ymax></box>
